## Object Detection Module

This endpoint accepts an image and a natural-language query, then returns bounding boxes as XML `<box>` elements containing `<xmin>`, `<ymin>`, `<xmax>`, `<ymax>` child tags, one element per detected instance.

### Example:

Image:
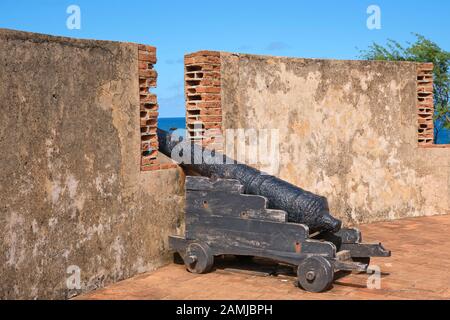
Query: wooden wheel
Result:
<box><xmin>184</xmin><ymin>242</ymin><xmax>214</xmax><ymax>274</ymax></box>
<box><xmin>297</xmin><ymin>256</ymin><xmax>334</xmax><ymax>293</ymax></box>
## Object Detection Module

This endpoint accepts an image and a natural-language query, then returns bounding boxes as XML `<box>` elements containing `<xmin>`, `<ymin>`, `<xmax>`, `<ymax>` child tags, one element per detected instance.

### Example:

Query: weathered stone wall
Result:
<box><xmin>0</xmin><ymin>29</ymin><xmax>184</xmax><ymax>299</ymax></box>
<box><xmin>216</xmin><ymin>52</ymin><xmax>450</xmax><ymax>225</ymax></box>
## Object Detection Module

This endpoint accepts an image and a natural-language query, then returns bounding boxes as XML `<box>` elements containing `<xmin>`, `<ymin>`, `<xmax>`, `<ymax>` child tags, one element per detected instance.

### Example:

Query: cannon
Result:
<box><xmin>158</xmin><ymin>129</ymin><xmax>341</xmax><ymax>233</ymax></box>
<box><xmin>159</xmin><ymin>129</ymin><xmax>391</xmax><ymax>292</ymax></box>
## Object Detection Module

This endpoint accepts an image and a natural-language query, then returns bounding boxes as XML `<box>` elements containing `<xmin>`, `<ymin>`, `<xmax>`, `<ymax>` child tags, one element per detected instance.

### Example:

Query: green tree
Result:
<box><xmin>360</xmin><ymin>34</ymin><xmax>450</xmax><ymax>143</ymax></box>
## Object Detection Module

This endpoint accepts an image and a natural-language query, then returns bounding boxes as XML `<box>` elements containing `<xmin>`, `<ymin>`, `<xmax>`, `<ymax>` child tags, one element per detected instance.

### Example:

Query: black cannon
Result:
<box><xmin>158</xmin><ymin>129</ymin><xmax>341</xmax><ymax>233</ymax></box>
<box><xmin>159</xmin><ymin>129</ymin><xmax>391</xmax><ymax>292</ymax></box>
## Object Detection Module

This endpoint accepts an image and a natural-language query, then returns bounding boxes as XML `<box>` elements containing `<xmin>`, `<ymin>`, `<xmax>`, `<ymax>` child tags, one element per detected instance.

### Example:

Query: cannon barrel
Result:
<box><xmin>157</xmin><ymin>129</ymin><xmax>342</xmax><ymax>233</ymax></box>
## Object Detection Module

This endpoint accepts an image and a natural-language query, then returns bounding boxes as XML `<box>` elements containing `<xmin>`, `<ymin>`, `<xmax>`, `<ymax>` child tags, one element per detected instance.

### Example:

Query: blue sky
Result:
<box><xmin>1</xmin><ymin>0</ymin><xmax>450</xmax><ymax>119</ymax></box>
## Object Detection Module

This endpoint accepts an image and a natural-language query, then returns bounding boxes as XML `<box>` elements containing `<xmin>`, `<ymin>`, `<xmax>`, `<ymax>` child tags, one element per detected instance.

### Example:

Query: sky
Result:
<box><xmin>1</xmin><ymin>0</ymin><xmax>450</xmax><ymax>118</ymax></box>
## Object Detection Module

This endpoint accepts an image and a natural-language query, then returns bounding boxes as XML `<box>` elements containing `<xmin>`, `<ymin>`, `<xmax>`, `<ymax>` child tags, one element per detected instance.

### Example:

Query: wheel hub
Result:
<box><xmin>306</xmin><ymin>271</ymin><xmax>316</xmax><ymax>281</ymax></box>
<box><xmin>184</xmin><ymin>242</ymin><xmax>214</xmax><ymax>274</ymax></box>
<box><xmin>297</xmin><ymin>256</ymin><xmax>334</xmax><ymax>293</ymax></box>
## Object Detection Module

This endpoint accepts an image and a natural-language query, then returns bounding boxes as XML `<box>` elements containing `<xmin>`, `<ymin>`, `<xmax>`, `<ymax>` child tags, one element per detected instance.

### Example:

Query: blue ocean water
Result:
<box><xmin>158</xmin><ymin>117</ymin><xmax>186</xmax><ymax>131</ymax></box>
<box><xmin>436</xmin><ymin>128</ymin><xmax>450</xmax><ymax>144</ymax></box>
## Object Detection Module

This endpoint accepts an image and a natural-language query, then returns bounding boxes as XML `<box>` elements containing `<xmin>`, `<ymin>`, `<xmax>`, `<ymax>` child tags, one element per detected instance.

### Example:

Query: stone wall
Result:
<box><xmin>186</xmin><ymin>51</ymin><xmax>450</xmax><ymax>225</ymax></box>
<box><xmin>0</xmin><ymin>29</ymin><xmax>184</xmax><ymax>299</ymax></box>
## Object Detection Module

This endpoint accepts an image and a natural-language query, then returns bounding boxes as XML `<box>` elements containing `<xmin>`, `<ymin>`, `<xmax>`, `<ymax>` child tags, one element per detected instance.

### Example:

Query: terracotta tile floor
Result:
<box><xmin>79</xmin><ymin>215</ymin><xmax>450</xmax><ymax>300</ymax></box>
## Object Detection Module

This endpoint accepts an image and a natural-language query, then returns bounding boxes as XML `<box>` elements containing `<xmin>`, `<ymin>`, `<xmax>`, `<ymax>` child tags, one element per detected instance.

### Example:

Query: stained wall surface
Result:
<box><xmin>0</xmin><ymin>29</ymin><xmax>184</xmax><ymax>299</ymax></box>
<box><xmin>219</xmin><ymin>53</ymin><xmax>450</xmax><ymax>225</ymax></box>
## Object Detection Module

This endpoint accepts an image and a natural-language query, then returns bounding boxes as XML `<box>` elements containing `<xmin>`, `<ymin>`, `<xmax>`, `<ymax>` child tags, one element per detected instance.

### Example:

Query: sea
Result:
<box><xmin>158</xmin><ymin>117</ymin><xmax>186</xmax><ymax>131</ymax></box>
<box><xmin>436</xmin><ymin>129</ymin><xmax>450</xmax><ymax>144</ymax></box>
<box><xmin>158</xmin><ymin>117</ymin><xmax>450</xmax><ymax>144</ymax></box>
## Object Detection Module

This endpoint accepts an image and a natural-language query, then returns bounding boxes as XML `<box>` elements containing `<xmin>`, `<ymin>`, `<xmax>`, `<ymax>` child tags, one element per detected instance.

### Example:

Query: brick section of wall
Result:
<box><xmin>185</xmin><ymin>51</ymin><xmax>223</xmax><ymax>150</ymax></box>
<box><xmin>417</xmin><ymin>63</ymin><xmax>434</xmax><ymax>146</ymax></box>
<box><xmin>138</xmin><ymin>45</ymin><xmax>179</xmax><ymax>171</ymax></box>
<box><xmin>139</xmin><ymin>44</ymin><xmax>159</xmax><ymax>169</ymax></box>
<box><xmin>140</xmin><ymin>162</ymin><xmax>180</xmax><ymax>172</ymax></box>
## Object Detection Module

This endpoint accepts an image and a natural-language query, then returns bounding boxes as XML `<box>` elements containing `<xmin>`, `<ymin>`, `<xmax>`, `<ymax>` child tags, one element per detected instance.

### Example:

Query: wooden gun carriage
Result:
<box><xmin>170</xmin><ymin>176</ymin><xmax>391</xmax><ymax>293</ymax></box>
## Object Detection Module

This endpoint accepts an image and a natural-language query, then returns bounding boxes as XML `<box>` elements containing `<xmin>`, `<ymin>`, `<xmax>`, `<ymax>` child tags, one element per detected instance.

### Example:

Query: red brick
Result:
<box><xmin>201</xmin><ymin>94</ymin><xmax>221</xmax><ymax>102</ymax></box>
<box><xmin>138</xmin><ymin>61</ymin><xmax>150</xmax><ymax>70</ymax></box>
<box><xmin>194</xmin><ymin>102</ymin><xmax>221</xmax><ymax>109</ymax></box>
<box><xmin>147</xmin><ymin>78</ymin><xmax>157</xmax><ymax>88</ymax></box>
<box><xmin>139</xmin><ymin>69</ymin><xmax>157</xmax><ymax>79</ymax></box>
<box><xmin>201</xmin><ymin>64</ymin><xmax>221</xmax><ymax>72</ymax></box>
<box><xmin>141</xmin><ymin>164</ymin><xmax>161</xmax><ymax>171</ymax></box>
<box><xmin>204</xmin><ymin>108</ymin><xmax>222</xmax><ymax>116</ymax></box>
<box><xmin>138</xmin><ymin>44</ymin><xmax>156</xmax><ymax>53</ymax></box>
<box><xmin>141</xmin><ymin>94</ymin><xmax>157</xmax><ymax>104</ymax></box>
<box><xmin>205</xmin><ymin>79</ymin><xmax>221</xmax><ymax>87</ymax></box>
<box><xmin>186</xmin><ymin>50</ymin><xmax>220</xmax><ymax>58</ymax></box>
<box><xmin>196</xmin><ymin>87</ymin><xmax>221</xmax><ymax>94</ymax></box>
<box><xmin>184</xmin><ymin>57</ymin><xmax>195</xmax><ymax>65</ymax></box>
<box><xmin>138</xmin><ymin>51</ymin><xmax>157</xmax><ymax>64</ymax></box>
<box><xmin>197</xmin><ymin>115</ymin><xmax>222</xmax><ymax>122</ymax></box>
<box><xmin>141</xmin><ymin>103</ymin><xmax>159</xmax><ymax>111</ymax></box>
<box><xmin>149</xmin><ymin>110</ymin><xmax>159</xmax><ymax>117</ymax></box>
<box><xmin>203</xmin><ymin>73</ymin><xmax>221</xmax><ymax>80</ymax></box>
<box><xmin>417</xmin><ymin>63</ymin><xmax>433</xmax><ymax>71</ymax></box>
<box><xmin>142</xmin><ymin>153</ymin><xmax>158</xmax><ymax>165</ymax></box>
<box><xmin>138</xmin><ymin>42</ymin><xmax>164</xmax><ymax>171</ymax></box>
<box><xmin>160</xmin><ymin>163</ymin><xmax>178</xmax><ymax>170</ymax></box>
<box><xmin>185</xmin><ymin>51</ymin><xmax>223</xmax><ymax>146</ymax></box>
<box><xmin>417</xmin><ymin>63</ymin><xmax>435</xmax><ymax>146</ymax></box>
<box><xmin>195</xmin><ymin>108</ymin><xmax>222</xmax><ymax>116</ymax></box>
<box><xmin>203</xmin><ymin>122</ymin><xmax>222</xmax><ymax>129</ymax></box>
<box><xmin>141</xmin><ymin>142</ymin><xmax>150</xmax><ymax>151</ymax></box>
<box><xmin>190</xmin><ymin>55</ymin><xmax>221</xmax><ymax>65</ymax></box>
